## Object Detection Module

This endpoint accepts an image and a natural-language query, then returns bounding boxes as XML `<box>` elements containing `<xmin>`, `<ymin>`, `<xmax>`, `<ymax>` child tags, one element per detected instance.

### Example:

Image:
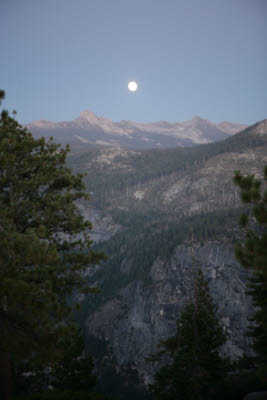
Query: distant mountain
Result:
<box><xmin>26</xmin><ymin>111</ymin><xmax>248</xmax><ymax>149</ymax></box>
<box><xmin>217</xmin><ymin>121</ymin><xmax>248</xmax><ymax>135</ymax></box>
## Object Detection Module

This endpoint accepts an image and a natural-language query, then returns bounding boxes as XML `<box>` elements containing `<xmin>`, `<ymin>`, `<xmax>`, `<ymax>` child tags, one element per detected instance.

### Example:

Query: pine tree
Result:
<box><xmin>51</xmin><ymin>328</ymin><xmax>97</xmax><ymax>393</ymax></box>
<box><xmin>15</xmin><ymin>327</ymin><xmax>97</xmax><ymax>396</ymax></box>
<box><xmin>233</xmin><ymin>166</ymin><xmax>267</xmax><ymax>384</ymax></box>
<box><xmin>148</xmin><ymin>269</ymin><xmax>228</xmax><ymax>400</ymax></box>
<box><xmin>0</xmin><ymin>97</ymin><xmax>106</xmax><ymax>397</ymax></box>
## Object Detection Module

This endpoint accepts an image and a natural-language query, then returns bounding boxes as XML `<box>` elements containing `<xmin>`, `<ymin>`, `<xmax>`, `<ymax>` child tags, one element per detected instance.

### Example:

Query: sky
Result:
<box><xmin>1</xmin><ymin>0</ymin><xmax>266</xmax><ymax>125</ymax></box>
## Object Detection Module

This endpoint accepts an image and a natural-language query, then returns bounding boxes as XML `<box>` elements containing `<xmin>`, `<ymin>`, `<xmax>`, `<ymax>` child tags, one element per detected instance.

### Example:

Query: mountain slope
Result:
<box><xmin>68</xmin><ymin>119</ymin><xmax>267</xmax><ymax>209</ymax></box>
<box><xmin>26</xmin><ymin>112</ymin><xmax>248</xmax><ymax>149</ymax></box>
<box><xmin>65</xmin><ymin>121</ymin><xmax>267</xmax><ymax>398</ymax></box>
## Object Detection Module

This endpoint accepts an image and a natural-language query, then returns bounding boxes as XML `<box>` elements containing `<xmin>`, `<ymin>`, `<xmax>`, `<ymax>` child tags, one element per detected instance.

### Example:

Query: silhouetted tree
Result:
<box><xmin>148</xmin><ymin>269</ymin><xmax>228</xmax><ymax>400</ymax></box>
<box><xmin>0</xmin><ymin>94</ymin><xmax>106</xmax><ymax>398</ymax></box>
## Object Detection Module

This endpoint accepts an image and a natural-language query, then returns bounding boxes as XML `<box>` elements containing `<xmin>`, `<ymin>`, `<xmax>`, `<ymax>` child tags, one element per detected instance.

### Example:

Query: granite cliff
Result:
<box><xmin>66</xmin><ymin>120</ymin><xmax>267</xmax><ymax>399</ymax></box>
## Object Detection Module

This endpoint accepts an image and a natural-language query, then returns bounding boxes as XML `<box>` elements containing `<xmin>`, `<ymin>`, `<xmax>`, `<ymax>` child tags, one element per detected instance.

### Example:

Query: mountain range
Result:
<box><xmin>26</xmin><ymin>111</ymin><xmax>248</xmax><ymax>149</ymax></box>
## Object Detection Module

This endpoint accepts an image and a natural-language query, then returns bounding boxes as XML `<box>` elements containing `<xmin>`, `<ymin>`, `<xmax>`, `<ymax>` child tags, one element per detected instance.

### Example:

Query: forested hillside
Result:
<box><xmin>64</xmin><ymin>121</ymin><xmax>267</xmax><ymax>399</ymax></box>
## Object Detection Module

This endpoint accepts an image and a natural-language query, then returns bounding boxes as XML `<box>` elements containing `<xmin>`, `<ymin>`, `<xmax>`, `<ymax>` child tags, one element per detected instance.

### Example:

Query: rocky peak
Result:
<box><xmin>191</xmin><ymin>115</ymin><xmax>204</xmax><ymax>122</ymax></box>
<box><xmin>78</xmin><ymin>110</ymin><xmax>109</xmax><ymax>125</ymax></box>
<box><xmin>76</xmin><ymin>110</ymin><xmax>129</xmax><ymax>136</ymax></box>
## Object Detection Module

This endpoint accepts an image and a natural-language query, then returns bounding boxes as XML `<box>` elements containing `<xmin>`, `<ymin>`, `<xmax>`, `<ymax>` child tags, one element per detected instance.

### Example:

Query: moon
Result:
<box><xmin>128</xmin><ymin>81</ymin><xmax>138</xmax><ymax>92</ymax></box>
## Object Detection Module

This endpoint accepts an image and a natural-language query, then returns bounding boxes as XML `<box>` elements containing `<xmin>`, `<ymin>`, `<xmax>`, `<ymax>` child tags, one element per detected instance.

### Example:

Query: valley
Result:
<box><xmin>62</xmin><ymin>120</ymin><xmax>267</xmax><ymax>398</ymax></box>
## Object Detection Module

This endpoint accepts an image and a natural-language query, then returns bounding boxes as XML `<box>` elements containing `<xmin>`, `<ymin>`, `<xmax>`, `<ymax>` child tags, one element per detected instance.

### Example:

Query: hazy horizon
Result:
<box><xmin>25</xmin><ymin>109</ymin><xmax>250</xmax><ymax>126</ymax></box>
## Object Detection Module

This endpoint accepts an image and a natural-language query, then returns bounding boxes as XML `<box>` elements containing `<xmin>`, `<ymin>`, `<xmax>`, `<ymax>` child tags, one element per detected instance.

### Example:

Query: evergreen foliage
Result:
<box><xmin>0</xmin><ymin>104</ymin><xmax>105</xmax><ymax>367</ymax></box>
<box><xmin>82</xmin><ymin>207</ymin><xmax>242</xmax><ymax>315</ymax></box>
<box><xmin>233</xmin><ymin>166</ymin><xmax>267</xmax><ymax>384</ymax></box>
<box><xmin>51</xmin><ymin>329</ymin><xmax>97</xmax><ymax>393</ymax></box>
<box><xmin>15</xmin><ymin>328</ymin><xmax>96</xmax><ymax>396</ymax></box>
<box><xmin>148</xmin><ymin>269</ymin><xmax>228</xmax><ymax>400</ymax></box>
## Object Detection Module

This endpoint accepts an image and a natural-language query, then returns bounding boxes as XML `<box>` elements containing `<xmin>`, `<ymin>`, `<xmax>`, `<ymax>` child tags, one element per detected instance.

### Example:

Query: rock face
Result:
<box><xmin>67</xmin><ymin>121</ymin><xmax>267</xmax><ymax>398</ymax></box>
<box><xmin>77</xmin><ymin>206</ymin><xmax>121</xmax><ymax>244</ymax></box>
<box><xmin>85</xmin><ymin>241</ymin><xmax>253</xmax><ymax>385</ymax></box>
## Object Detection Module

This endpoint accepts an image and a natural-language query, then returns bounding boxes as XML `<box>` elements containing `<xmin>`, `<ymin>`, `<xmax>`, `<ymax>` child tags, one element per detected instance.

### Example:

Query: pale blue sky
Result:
<box><xmin>1</xmin><ymin>0</ymin><xmax>266</xmax><ymax>125</ymax></box>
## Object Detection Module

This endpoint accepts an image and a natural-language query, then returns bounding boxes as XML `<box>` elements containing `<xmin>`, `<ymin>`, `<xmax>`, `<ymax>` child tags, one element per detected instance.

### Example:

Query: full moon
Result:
<box><xmin>128</xmin><ymin>81</ymin><xmax>138</xmax><ymax>92</ymax></box>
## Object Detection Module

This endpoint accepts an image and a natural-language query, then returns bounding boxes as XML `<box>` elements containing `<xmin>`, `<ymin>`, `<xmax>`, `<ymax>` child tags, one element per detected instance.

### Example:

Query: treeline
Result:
<box><xmin>68</xmin><ymin>122</ymin><xmax>267</xmax><ymax>210</ymax></box>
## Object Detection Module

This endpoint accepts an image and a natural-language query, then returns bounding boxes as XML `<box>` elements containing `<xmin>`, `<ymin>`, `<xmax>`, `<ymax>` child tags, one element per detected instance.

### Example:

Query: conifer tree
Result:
<box><xmin>0</xmin><ymin>95</ymin><xmax>106</xmax><ymax>397</ymax></box>
<box><xmin>148</xmin><ymin>269</ymin><xmax>228</xmax><ymax>400</ymax></box>
<box><xmin>51</xmin><ymin>328</ymin><xmax>97</xmax><ymax>393</ymax></box>
<box><xmin>15</xmin><ymin>327</ymin><xmax>97</xmax><ymax>396</ymax></box>
<box><xmin>233</xmin><ymin>166</ymin><xmax>267</xmax><ymax>383</ymax></box>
